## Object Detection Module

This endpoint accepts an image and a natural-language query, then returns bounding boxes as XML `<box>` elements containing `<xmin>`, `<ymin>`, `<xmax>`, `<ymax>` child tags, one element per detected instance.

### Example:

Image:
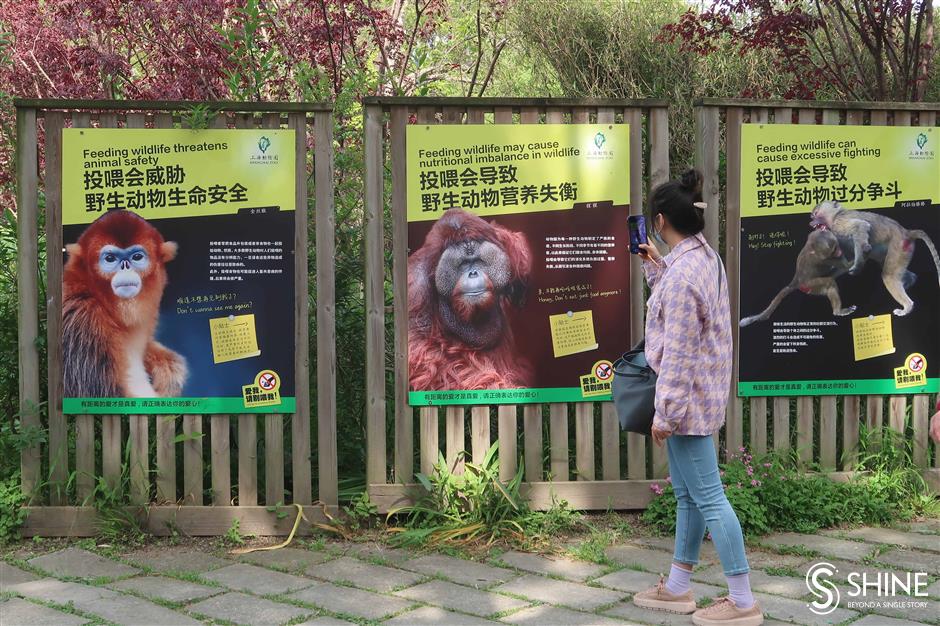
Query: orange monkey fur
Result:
<box><xmin>63</xmin><ymin>211</ymin><xmax>187</xmax><ymax>398</ymax></box>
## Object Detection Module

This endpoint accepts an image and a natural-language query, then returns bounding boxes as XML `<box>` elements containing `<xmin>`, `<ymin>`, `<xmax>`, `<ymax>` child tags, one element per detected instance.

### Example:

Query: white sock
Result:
<box><xmin>664</xmin><ymin>563</ymin><xmax>693</xmax><ymax>595</ymax></box>
<box><xmin>726</xmin><ymin>572</ymin><xmax>755</xmax><ymax>609</ymax></box>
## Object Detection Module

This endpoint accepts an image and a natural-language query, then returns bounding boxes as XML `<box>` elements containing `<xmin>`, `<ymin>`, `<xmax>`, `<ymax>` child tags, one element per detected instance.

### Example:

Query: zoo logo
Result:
<box><xmin>594</xmin><ymin>132</ymin><xmax>606</xmax><ymax>149</ymax></box>
<box><xmin>909</xmin><ymin>131</ymin><xmax>934</xmax><ymax>160</ymax></box>
<box><xmin>250</xmin><ymin>135</ymin><xmax>279</xmax><ymax>165</ymax></box>
<box><xmin>805</xmin><ymin>562</ymin><xmax>840</xmax><ymax>615</ymax></box>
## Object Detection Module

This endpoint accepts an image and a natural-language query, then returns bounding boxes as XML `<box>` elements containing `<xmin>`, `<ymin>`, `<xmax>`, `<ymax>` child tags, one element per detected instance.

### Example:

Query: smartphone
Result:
<box><xmin>628</xmin><ymin>215</ymin><xmax>647</xmax><ymax>254</ymax></box>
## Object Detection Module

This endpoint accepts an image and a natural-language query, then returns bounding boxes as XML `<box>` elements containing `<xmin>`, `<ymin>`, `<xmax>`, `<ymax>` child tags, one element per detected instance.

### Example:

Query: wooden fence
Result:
<box><xmin>364</xmin><ymin>96</ymin><xmax>939</xmax><ymax>514</ymax></box>
<box><xmin>363</xmin><ymin>97</ymin><xmax>672</xmax><ymax>511</ymax></box>
<box><xmin>699</xmin><ymin>98</ymin><xmax>939</xmax><ymax>492</ymax></box>
<box><xmin>14</xmin><ymin>99</ymin><xmax>338</xmax><ymax>536</ymax></box>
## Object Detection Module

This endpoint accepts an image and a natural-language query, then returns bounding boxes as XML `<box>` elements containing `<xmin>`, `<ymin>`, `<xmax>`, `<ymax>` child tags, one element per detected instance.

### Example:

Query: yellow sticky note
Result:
<box><xmin>209</xmin><ymin>314</ymin><xmax>261</xmax><ymax>364</ymax></box>
<box><xmin>549</xmin><ymin>310</ymin><xmax>599</xmax><ymax>358</ymax></box>
<box><xmin>851</xmin><ymin>314</ymin><xmax>896</xmax><ymax>361</ymax></box>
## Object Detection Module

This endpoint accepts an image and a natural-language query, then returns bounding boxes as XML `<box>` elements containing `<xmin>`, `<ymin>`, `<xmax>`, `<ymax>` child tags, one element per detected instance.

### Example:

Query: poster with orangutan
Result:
<box><xmin>406</xmin><ymin>123</ymin><xmax>632</xmax><ymax>406</ymax></box>
<box><xmin>61</xmin><ymin>128</ymin><xmax>296</xmax><ymax>414</ymax></box>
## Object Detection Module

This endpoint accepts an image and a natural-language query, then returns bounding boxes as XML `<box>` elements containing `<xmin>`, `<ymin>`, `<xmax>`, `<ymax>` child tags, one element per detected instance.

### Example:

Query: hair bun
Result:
<box><xmin>679</xmin><ymin>169</ymin><xmax>703</xmax><ymax>194</ymax></box>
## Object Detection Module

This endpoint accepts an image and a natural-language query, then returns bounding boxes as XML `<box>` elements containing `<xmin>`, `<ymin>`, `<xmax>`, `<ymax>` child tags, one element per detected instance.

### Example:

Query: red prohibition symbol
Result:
<box><xmin>258</xmin><ymin>371</ymin><xmax>278</xmax><ymax>390</ymax></box>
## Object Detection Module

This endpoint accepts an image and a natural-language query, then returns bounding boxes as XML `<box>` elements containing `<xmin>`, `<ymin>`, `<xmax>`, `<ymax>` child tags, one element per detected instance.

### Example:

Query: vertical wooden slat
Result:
<box><xmin>870</xmin><ymin>110</ymin><xmax>888</xmax><ymax>126</ymax></box>
<box><xmin>420</xmin><ymin>408</ymin><xmax>439</xmax><ymax>475</ymax></box>
<box><xmin>523</xmin><ymin>404</ymin><xmax>542</xmax><ymax>482</ymax></box>
<box><xmin>752</xmin><ymin>108</ymin><xmax>769</xmax><ymax>124</ymax></box>
<box><xmin>471</xmin><ymin>407</ymin><xmax>490</xmax><ymax>465</ymax></box>
<box><xmin>648</xmin><ymin>106</ymin><xmax>669</xmax><ymax>477</ymax></box>
<box><xmin>238</xmin><ymin>414</ymin><xmax>258</xmax><ymax>505</ymax></box>
<box><xmin>912</xmin><ymin>395</ymin><xmax>928</xmax><ymax>468</ymax></box>
<box><xmin>96</xmin><ymin>112</ymin><xmax>122</xmax><ymax>494</ymax></box>
<box><xmin>750</xmin><ymin>397</ymin><xmax>767</xmax><ymax>455</ymax></box>
<box><xmin>211</xmin><ymin>417</ymin><xmax>230</xmax><ymax>506</ymax></box>
<box><xmin>520</xmin><ymin>106</ymin><xmax>543</xmax><ymax>484</ymax></box>
<box><xmin>446</xmin><ymin>407</ymin><xmax>465</xmax><ymax>474</ymax></box>
<box><xmin>125</xmin><ymin>112</ymin><xmax>150</xmax><ymax>505</ymax></box>
<box><xmin>365</xmin><ymin>103</ymin><xmax>387</xmax><ymax>487</ymax></box>
<box><xmin>44</xmin><ymin>111</ymin><xmax>66</xmax><ymax>505</ymax></box>
<box><xmin>601</xmin><ymin>403</ymin><xmax>620</xmax><ymax>480</ymax></box>
<box><xmin>866</xmin><ymin>396</ymin><xmax>884</xmax><ymax>443</ymax></box>
<box><xmin>624</xmin><ymin>107</ymin><xmax>647</xmax><ymax>479</ymax></box>
<box><xmin>797</xmin><ymin>109</ymin><xmax>815</xmax><ymax>125</ymax></box>
<box><xmin>694</xmin><ymin>106</ymin><xmax>720</xmax><ymax>247</ymax></box>
<box><xmin>16</xmin><ymin>106</ymin><xmax>41</xmax><ymax>502</ymax></box>
<box><xmin>313</xmin><ymin>110</ymin><xmax>336</xmax><ymax>506</ymax></box>
<box><xmin>549</xmin><ymin>403</ymin><xmax>569</xmax><ymax>481</ymax></box>
<box><xmin>291</xmin><ymin>111</ymin><xmax>313</xmax><ymax>505</ymax></box>
<box><xmin>842</xmin><ymin>396</ymin><xmax>860</xmax><ymax>470</ymax></box>
<box><xmin>842</xmin><ymin>108</ymin><xmax>862</xmax><ymax>467</ymax></box>
<box><xmin>183</xmin><ymin>415</ymin><xmax>203</xmax><ymax>505</ymax></box>
<box><xmin>820</xmin><ymin>397</ymin><xmax>837</xmax><ymax>470</ymax></box>
<box><xmin>390</xmin><ymin>105</ymin><xmax>412</xmax><ymax>485</ymax></box>
<box><xmin>70</xmin><ymin>112</ymin><xmax>94</xmax><ymax>503</ymax></box>
<box><xmin>773</xmin><ymin>397</ymin><xmax>790</xmax><ymax>452</ymax></box>
<box><xmin>497</xmin><ymin>405</ymin><xmax>517</xmax><ymax>481</ymax></box>
<box><xmin>724</xmin><ymin>106</ymin><xmax>744</xmax><ymax>455</ymax></box>
<box><xmin>774</xmin><ymin>108</ymin><xmax>792</xmax><ymax>125</ymax></box>
<box><xmin>796</xmin><ymin>396</ymin><xmax>813</xmax><ymax>464</ymax></box>
<box><xmin>466</xmin><ymin>108</ymin><xmax>485</xmax><ymax>124</ymax></box>
<box><xmin>151</xmin><ymin>114</ymin><xmax>176</xmax><ymax>503</ymax></box>
<box><xmin>888</xmin><ymin>397</ymin><xmax>907</xmax><ymax>434</ymax></box>
<box><xmin>574</xmin><ymin>403</ymin><xmax>594</xmax><ymax>481</ymax></box>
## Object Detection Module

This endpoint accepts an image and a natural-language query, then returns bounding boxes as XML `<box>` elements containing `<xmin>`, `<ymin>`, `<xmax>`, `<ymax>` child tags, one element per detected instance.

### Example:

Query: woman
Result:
<box><xmin>631</xmin><ymin>170</ymin><xmax>763</xmax><ymax>626</ymax></box>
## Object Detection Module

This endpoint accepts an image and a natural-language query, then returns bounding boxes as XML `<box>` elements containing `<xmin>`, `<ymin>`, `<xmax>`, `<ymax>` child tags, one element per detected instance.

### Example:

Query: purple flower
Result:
<box><xmin>751</xmin><ymin>479</ymin><xmax>759</xmax><ymax>486</ymax></box>
<box><xmin>651</xmin><ymin>484</ymin><xmax>664</xmax><ymax>496</ymax></box>
<box><xmin>665</xmin><ymin>476</ymin><xmax>672</xmax><ymax>484</ymax></box>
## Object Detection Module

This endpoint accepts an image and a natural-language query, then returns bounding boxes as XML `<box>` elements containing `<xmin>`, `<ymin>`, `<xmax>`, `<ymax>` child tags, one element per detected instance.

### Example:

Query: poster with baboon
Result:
<box><xmin>406</xmin><ymin>123</ymin><xmax>631</xmax><ymax>406</ymax></box>
<box><xmin>738</xmin><ymin>123</ymin><xmax>939</xmax><ymax>397</ymax></box>
<box><xmin>61</xmin><ymin>128</ymin><xmax>296</xmax><ymax>414</ymax></box>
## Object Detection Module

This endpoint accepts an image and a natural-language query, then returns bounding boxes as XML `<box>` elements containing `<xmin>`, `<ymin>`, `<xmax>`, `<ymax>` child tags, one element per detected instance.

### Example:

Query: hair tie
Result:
<box><xmin>693</xmin><ymin>202</ymin><xmax>707</xmax><ymax>210</ymax></box>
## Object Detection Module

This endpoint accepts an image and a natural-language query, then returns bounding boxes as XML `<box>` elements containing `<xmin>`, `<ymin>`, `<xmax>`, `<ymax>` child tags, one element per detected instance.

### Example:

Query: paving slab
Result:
<box><xmin>286</xmin><ymin>581</ymin><xmax>415</xmax><ymax>621</ymax></box>
<box><xmin>0</xmin><ymin>597</ymin><xmax>89</xmax><ymax>625</ymax></box>
<box><xmin>8</xmin><ymin>577</ymin><xmax>199</xmax><ymax>625</ymax></box>
<box><xmin>594</xmin><ymin>567</ymin><xmax>723</xmax><ymax>599</ymax></box>
<box><xmin>757</xmin><ymin>533</ymin><xmax>873</xmax><ymax>562</ymax></box>
<box><xmin>401</xmin><ymin>553</ymin><xmax>516</xmax><ymax>588</ymax></box>
<box><xmin>109</xmin><ymin>575</ymin><xmax>222</xmax><ymax>603</ymax></box>
<box><xmin>796</xmin><ymin>558</ymin><xmax>907</xmax><ymax>580</ymax></box>
<box><xmin>500</xmin><ymin>605</ymin><xmax>625</xmax><ymax>625</ymax></box>
<box><xmin>307</xmin><ymin>556</ymin><xmax>423</xmax><ymax>592</ymax></box>
<box><xmin>1</xmin><ymin>562</ymin><xmax>41</xmax><ymax>592</ymax></box>
<box><xmin>855</xmin><ymin>594</ymin><xmax>940</xmax><ymax>624</ymax></box>
<box><xmin>28</xmin><ymin>548</ymin><xmax>139</xmax><ymax>580</ymax></box>
<box><xmin>333</xmin><ymin>543</ymin><xmax>413</xmax><ymax>566</ymax></box>
<box><xmin>602</xmin><ymin>601</ymin><xmax>698</xmax><ymax>625</ymax></box>
<box><xmin>203</xmin><ymin>562</ymin><xmax>314</xmax><ymax>595</ymax></box>
<box><xmin>394</xmin><ymin>579</ymin><xmax>528</xmax><ymax>617</ymax></box>
<box><xmin>382</xmin><ymin>606</ymin><xmax>497</xmax><ymax>625</ymax></box>
<box><xmin>238</xmin><ymin>547</ymin><xmax>333</xmax><ymax>572</ymax></box>
<box><xmin>926</xmin><ymin>578</ymin><xmax>940</xmax><ymax>599</ymax></box>
<box><xmin>900</xmin><ymin>520</ymin><xmax>940</xmax><ymax>535</ymax></box>
<box><xmin>752</xmin><ymin>590</ymin><xmax>857</xmax><ymax>625</ymax></box>
<box><xmin>495</xmin><ymin>574</ymin><xmax>623</xmax><ymax>611</ymax></box>
<box><xmin>496</xmin><ymin>551</ymin><xmax>605</xmax><ymax>582</ymax></box>
<box><xmin>823</xmin><ymin>527</ymin><xmax>940</xmax><ymax>553</ymax></box>
<box><xmin>744</xmin><ymin>551</ymin><xmax>810</xmax><ymax>571</ymax></box>
<box><xmin>295</xmin><ymin>618</ymin><xmax>356</xmax><ymax>626</ymax></box>
<box><xmin>692</xmin><ymin>564</ymin><xmax>807</xmax><ymax>598</ymax></box>
<box><xmin>186</xmin><ymin>591</ymin><xmax>311</xmax><ymax>625</ymax></box>
<box><xmin>872</xmin><ymin>548</ymin><xmax>940</xmax><ymax>575</ymax></box>
<box><xmin>121</xmin><ymin>549</ymin><xmax>231</xmax><ymax>574</ymax></box>
<box><xmin>631</xmin><ymin>536</ymin><xmax>720</xmax><ymax>563</ymax></box>
<box><xmin>604</xmin><ymin>545</ymin><xmax>676</xmax><ymax>576</ymax></box>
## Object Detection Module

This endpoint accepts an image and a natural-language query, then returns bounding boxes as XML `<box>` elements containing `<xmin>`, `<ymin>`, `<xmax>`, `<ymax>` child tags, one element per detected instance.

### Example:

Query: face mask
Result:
<box><xmin>650</xmin><ymin>215</ymin><xmax>665</xmax><ymax>244</ymax></box>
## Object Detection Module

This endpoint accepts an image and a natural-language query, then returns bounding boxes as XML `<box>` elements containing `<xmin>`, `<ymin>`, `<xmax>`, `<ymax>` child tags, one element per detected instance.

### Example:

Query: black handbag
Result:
<box><xmin>612</xmin><ymin>340</ymin><xmax>656</xmax><ymax>435</ymax></box>
<box><xmin>612</xmin><ymin>248</ymin><xmax>723</xmax><ymax>435</ymax></box>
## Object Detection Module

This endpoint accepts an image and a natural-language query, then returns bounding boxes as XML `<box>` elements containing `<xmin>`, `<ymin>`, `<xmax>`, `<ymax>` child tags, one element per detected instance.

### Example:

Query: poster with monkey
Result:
<box><xmin>406</xmin><ymin>123</ymin><xmax>631</xmax><ymax>406</ymax></box>
<box><xmin>61</xmin><ymin>128</ymin><xmax>296</xmax><ymax>414</ymax></box>
<box><xmin>738</xmin><ymin>123</ymin><xmax>939</xmax><ymax>396</ymax></box>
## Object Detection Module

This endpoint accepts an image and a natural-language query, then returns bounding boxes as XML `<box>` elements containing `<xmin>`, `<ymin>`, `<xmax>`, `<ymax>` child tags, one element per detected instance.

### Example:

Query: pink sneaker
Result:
<box><xmin>692</xmin><ymin>597</ymin><xmax>763</xmax><ymax>626</ymax></box>
<box><xmin>632</xmin><ymin>575</ymin><xmax>696</xmax><ymax>614</ymax></box>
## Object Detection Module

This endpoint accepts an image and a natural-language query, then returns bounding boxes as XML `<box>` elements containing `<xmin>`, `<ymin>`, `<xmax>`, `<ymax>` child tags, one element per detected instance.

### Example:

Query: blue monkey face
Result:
<box><xmin>99</xmin><ymin>245</ymin><xmax>149</xmax><ymax>299</ymax></box>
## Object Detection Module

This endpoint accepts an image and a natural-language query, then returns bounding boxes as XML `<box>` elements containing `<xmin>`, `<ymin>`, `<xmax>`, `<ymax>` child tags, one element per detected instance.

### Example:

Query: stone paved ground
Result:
<box><xmin>1</xmin><ymin>522</ymin><xmax>938</xmax><ymax>626</ymax></box>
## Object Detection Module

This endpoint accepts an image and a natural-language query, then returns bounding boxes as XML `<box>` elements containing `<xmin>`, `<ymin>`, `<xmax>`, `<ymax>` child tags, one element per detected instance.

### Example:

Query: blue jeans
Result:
<box><xmin>667</xmin><ymin>435</ymin><xmax>749</xmax><ymax>576</ymax></box>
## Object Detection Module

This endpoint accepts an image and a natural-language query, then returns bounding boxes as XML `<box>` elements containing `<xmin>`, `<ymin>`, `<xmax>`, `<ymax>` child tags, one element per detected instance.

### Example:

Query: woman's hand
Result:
<box><xmin>638</xmin><ymin>243</ymin><xmax>662</xmax><ymax>264</ymax></box>
<box><xmin>651</xmin><ymin>425</ymin><xmax>672</xmax><ymax>447</ymax></box>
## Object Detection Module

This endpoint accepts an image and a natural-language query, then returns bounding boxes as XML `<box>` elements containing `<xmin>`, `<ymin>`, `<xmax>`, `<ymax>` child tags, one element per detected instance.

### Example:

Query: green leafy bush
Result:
<box><xmin>0</xmin><ymin>473</ymin><xmax>27</xmax><ymax>542</ymax></box>
<box><xmin>642</xmin><ymin>445</ymin><xmax>916</xmax><ymax>538</ymax></box>
<box><xmin>388</xmin><ymin>443</ymin><xmax>580</xmax><ymax>548</ymax></box>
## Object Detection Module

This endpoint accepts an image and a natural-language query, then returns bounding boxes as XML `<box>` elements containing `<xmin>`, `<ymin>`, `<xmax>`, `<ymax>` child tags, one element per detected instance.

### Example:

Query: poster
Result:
<box><xmin>61</xmin><ymin>128</ymin><xmax>296</xmax><ymax>414</ymax></box>
<box><xmin>406</xmin><ymin>123</ymin><xmax>631</xmax><ymax>405</ymax></box>
<box><xmin>738</xmin><ymin>124</ymin><xmax>939</xmax><ymax>396</ymax></box>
